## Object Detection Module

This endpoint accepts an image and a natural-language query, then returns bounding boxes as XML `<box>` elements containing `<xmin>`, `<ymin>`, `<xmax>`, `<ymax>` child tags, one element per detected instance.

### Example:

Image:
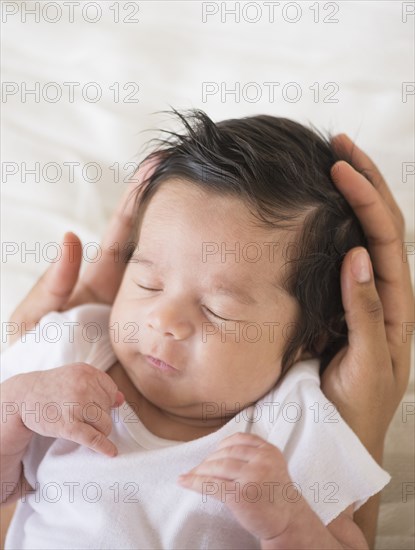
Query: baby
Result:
<box><xmin>1</xmin><ymin>109</ymin><xmax>390</xmax><ymax>549</ymax></box>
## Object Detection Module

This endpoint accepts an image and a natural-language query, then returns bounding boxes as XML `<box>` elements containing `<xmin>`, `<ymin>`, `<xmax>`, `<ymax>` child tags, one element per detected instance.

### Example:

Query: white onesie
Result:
<box><xmin>0</xmin><ymin>304</ymin><xmax>391</xmax><ymax>550</ymax></box>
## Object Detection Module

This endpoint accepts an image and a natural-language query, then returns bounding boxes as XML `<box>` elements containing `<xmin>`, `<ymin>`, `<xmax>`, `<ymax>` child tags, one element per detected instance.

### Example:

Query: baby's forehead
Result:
<box><xmin>140</xmin><ymin>178</ymin><xmax>300</xmax><ymax>242</ymax></box>
<box><xmin>137</xmin><ymin>179</ymin><xmax>302</xmax><ymax>279</ymax></box>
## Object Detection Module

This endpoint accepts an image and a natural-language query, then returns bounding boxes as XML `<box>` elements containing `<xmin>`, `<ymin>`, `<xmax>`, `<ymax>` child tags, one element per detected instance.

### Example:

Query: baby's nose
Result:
<box><xmin>146</xmin><ymin>303</ymin><xmax>193</xmax><ymax>340</ymax></box>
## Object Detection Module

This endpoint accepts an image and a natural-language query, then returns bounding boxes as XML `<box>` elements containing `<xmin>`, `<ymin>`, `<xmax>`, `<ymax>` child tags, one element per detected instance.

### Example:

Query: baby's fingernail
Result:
<box><xmin>111</xmin><ymin>391</ymin><xmax>125</xmax><ymax>408</ymax></box>
<box><xmin>178</xmin><ymin>478</ymin><xmax>190</xmax><ymax>485</ymax></box>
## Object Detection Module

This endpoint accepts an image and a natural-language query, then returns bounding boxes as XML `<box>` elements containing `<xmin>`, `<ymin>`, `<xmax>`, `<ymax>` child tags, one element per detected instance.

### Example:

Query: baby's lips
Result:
<box><xmin>112</xmin><ymin>390</ymin><xmax>125</xmax><ymax>408</ymax></box>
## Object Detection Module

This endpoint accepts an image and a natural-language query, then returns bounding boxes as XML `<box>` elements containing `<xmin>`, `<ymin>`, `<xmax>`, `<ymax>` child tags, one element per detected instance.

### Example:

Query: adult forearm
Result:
<box><xmin>352</xmin><ymin>444</ymin><xmax>385</xmax><ymax>549</ymax></box>
<box><xmin>353</xmin><ymin>493</ymin><xmax>381</xmax><ymax>550</ymax></box>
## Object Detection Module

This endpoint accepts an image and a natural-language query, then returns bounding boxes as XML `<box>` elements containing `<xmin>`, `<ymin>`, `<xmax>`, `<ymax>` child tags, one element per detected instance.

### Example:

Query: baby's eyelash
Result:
<box><xmin>136</xmin><ymin>284</ymin><xmax>161</xmax><ymax>292</ymax></box>
<box><xmin>136</xmin><ymin>284</ymin><xmax>237</xmax><ymax>322</ymax></box>
<box><xmin>203</xmin><ymin>306</ymin><xmax>233</xmax><ymax>322</ymax></box>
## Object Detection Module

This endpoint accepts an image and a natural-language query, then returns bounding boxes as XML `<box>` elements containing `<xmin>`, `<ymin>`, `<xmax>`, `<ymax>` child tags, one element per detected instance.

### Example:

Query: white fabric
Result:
<box><xmin>1</xmin><ymin>304</ymin><xmax>391</xmax><ymax>550</ymax></box>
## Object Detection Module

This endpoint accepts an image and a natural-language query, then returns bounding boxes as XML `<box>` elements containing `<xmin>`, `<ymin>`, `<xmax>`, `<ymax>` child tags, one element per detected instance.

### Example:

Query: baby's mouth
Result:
<box><xmin>145</xmin><ymin>355</ymin><xmax>179</xmax><ymax>373</ymax></box>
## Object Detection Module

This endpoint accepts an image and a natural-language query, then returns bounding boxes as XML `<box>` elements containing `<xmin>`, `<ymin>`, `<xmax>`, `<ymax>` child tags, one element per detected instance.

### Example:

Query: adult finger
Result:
<box><xmin>339</xmin><ymin>247</ymin><xmax>391</xmax><ymax>377</ymax></box>
<box><xmin>330</xmin><ymin>161</ymin><xmax>412</xmax><ymax>328</ymax></box>
<box><xmin>331</xmin><ymin>134</ymin><xmax>403</xmax><ymax>226</ymax></box>
<box><xmin>8</xmin><ymin>232</ymin><xmax>82</xmax><ymax>344</ymax></box>
<box><xmin>80</xmin><ymin>155</ymin><xmax>161</xmax><ymax>304</ymax></box>
<box><xmin>331</xmin><ymin>160</ymin><xmax>414</xmax><ymax>396</ymax></box>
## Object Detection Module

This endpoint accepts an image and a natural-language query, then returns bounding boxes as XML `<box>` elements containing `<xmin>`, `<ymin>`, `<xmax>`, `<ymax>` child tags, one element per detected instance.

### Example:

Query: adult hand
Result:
<box><xmin>7</xmin><ymin>156</ymin><xmax>160</xmax><ymax>345</ymax></box>
<box><xmin>321</xmin><ymin>135</ymin><xmax>413</xmax><ymax>548</ymax></box>
<box><xmin>321</xmin><ymin>134</ymin><xmax>414</xmax><ymax>452</ymax></box>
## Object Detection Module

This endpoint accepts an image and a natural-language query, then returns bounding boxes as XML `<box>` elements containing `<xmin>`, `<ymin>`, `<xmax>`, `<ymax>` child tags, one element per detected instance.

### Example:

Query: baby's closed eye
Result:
<box><xmin>134</xmin><ymin>281</ymin><xmax>242</xmax><ymax>322</ymax></box>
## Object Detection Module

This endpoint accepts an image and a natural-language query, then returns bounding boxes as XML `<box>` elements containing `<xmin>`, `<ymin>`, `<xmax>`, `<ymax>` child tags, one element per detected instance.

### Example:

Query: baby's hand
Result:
<box><xmin>15</xmin><ymin>363</ymin><xmax>125</xmax><ymax>457</ymax></box>
<box><xmin>178</xmin><ymin>432</ymin><xmax>298</xmax><ymax>541</ymax></box>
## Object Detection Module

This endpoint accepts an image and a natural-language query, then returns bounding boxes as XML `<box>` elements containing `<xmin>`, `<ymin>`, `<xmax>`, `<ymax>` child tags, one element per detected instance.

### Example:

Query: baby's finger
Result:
<box><xmin>184</xmin><ymin>457</ymin><xmax>247</xmax><ymax>480</ymax></box>
<box><xmin>216</xmin><ymin>432</ymin><xmax>268</xmax><ymax>451</ymax></box>
<box><xmin>66</xmin><ymin>422</ymin><xmax>119</xmax><ymax>457</ymax></box>
<box><xmin>178</xmin><ymin>473</ymin><xmax>238</xmax><ymax>499</ymax></box>
<box><xmin>203</xmin><ymin>444</ymin><xmax>258</xmax><ymax>465</ymax></box>
<box><xmin>95</xmin><ymin>372</ymin><xmax>125</xmax><ymax>413</ymax></box>
<box><xmin>82</xmin><ymin>407</ymin><xmax>115</xmax><ymax>439</ymax></box>
<box><xmin>203</xmin><ymin>444</ymin><xmax>266</xmax><ymax>470</ymax></box>
<box><xmin>111</xmin><ymin>390</ymin><xmax>125</xmax><ymax>408</ymax></box>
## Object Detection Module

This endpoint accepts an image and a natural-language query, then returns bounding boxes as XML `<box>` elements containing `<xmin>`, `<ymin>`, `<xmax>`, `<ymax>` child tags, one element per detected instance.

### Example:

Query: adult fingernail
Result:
<box><xmin>351</xmin><ymin>249</ymin><xmax>371</xmax><ymax>283</ymax></box>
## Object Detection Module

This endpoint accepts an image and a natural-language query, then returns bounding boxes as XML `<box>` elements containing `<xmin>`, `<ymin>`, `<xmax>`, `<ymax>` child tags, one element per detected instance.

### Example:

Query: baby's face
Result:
<box><xmin>110</xmin><ymin>179</ymin><xmax>303</xmax><ymax>424</ymax></box>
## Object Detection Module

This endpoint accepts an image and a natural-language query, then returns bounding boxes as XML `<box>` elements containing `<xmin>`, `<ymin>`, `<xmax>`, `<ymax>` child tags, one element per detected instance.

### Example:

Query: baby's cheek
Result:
<box><xmin>108</xmin><ymin>306</ymin><xmax>119</xmax><ymax>349</ymax></box>
<box><xmin>239</xmin><ymin>326</ymin><xmax>284</xmax><ymax>380</ymax></box>
<box><xmin>108</xmin><ymin>302</ymin><xmax>133</xmax><ymax>353</ymax></box>
<box><xmin>238</xmin><ymin>321</ymin><xmax>282</xmax><ymax>356</ymax></box>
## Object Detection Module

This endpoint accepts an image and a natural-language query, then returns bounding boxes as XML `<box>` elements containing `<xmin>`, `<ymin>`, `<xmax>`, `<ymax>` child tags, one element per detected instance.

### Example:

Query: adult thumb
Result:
<box><xmin>340</xmin><ymin>247</ymin><xmax>389</xmax><ymax>365</ymax></box>
<box><xmin>8</xmin><ymin>232</ymin><xmax>82</xmax><ymax>344</ymax></box>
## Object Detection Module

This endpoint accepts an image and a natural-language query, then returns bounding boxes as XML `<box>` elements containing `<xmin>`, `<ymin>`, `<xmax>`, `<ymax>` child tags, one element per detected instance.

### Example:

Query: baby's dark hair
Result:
<box><xmin>126</xmin><ymin>108</ymin><xmax>367</xmax><ymax>377</ymax></box>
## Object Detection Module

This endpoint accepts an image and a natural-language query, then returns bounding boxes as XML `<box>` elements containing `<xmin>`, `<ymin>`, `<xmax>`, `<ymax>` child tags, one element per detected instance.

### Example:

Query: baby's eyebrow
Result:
<box><xmin>209</xmin><ymin>284</ymin><xmax>257</xmax><ymax>306</ymax></box>
<box><xmin>129</xmin><ymin>254</ymin><xmax>155</xmax><ymax>267</ymax></box>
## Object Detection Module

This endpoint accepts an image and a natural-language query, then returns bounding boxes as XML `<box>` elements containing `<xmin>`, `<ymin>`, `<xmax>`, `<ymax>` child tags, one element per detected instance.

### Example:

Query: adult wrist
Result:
<box><xmin>356</xmin><ymin>435</ymin><xmax>385</xmax><ymax>464</ymax></box>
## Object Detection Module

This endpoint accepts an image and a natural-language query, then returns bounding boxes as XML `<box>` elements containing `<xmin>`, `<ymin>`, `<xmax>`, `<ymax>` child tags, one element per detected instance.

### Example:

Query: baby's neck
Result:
<box><xmin>107</xmin><ymin>362</ymin><xmax>228</xmax><ymax>442</ymax></box>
